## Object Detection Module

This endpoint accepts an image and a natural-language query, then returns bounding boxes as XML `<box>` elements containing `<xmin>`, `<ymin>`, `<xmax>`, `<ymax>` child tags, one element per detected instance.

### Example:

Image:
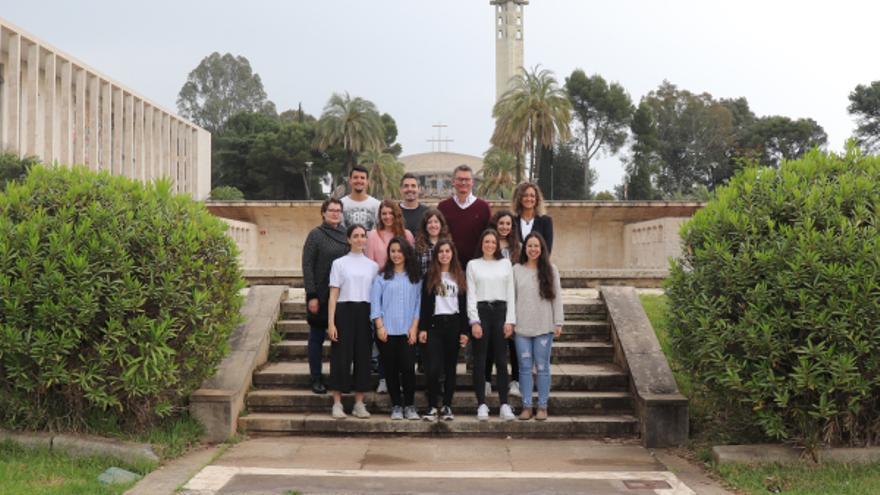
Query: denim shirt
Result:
<box><xmin>369</xmin><ymin>272</ymin><xmax>422</xmax><ymax>335</ymax></box>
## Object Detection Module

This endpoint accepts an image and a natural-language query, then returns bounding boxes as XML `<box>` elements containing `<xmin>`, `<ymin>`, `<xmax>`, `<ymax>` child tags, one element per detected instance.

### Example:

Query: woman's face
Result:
<box><xmin>520</xmin><ymin>186</ymin><xmax>537</xmax><ymax>210</ymax></box>
<box><xmin>389</xmin><ymin>242</ymin><xmax>405</xmax><ymax>267</ymax></box>
<box><xmin>495</xmin><ymin>215</ymin><xmax>512</xmax><ymax>238</ymax></box>
<box><xmin>481</xmin><ymin>234</ymin><xmax>498</xmax><ymax>258</ymax></box>
<box><xmin>348</xmin><ymin>227</ymin><xmax>367</xmax><ymax>252</ymax></box>
<box><xmin>525</xmin><ymin>237</ymin><xmax>542</xmax><ymax>261</ymax></box>
<box><xmin>436</xmin><ymin>244</ymin><xmax>453</xmax><ymax>266</ymax></box>
<box><xmin>322</xmin><ymin>203</ymin><xmax>343</xmax><ymax>226</ymax></box>
<box><xmin>426</xmin><ymin>215</ymin><xmax>442</xmax><ymax>238</ymax></box>
<box><xmin>380</xmin><ymin>206</ymin><xmax>395</xmax><ymax>229</ymax></box>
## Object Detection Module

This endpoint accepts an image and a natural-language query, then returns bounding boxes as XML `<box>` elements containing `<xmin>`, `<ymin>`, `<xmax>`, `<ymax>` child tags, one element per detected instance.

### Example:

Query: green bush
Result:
<box><xmin>0</xmin><ymin>152</ymin><xmax>40</xmax><ymax>190</ymax></box>
<box><xmin>209</xmin><ymin>185</ymin><xmax>245</xmax><ymax>201</ymax></box>
<box><xmin>666</xmin><ymin>146</ymin><xmax>880</xmax><ymax>452</ymax></box>
<box><xmin>0</xmin><ymin>165</ymin><xmax>245</xmax><ymax>430</ymax></box>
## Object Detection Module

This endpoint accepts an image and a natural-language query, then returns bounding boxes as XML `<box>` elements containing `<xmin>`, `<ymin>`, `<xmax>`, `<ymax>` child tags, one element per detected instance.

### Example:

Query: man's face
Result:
<box><xmin>400</xmin><ymin>178</ymin><xmax>419</xmax><ymax>202</ymax></box>
<box><xmin>350</xmin><ymin>171</ymin><xmax>368</xmax><ymax>193</ymax></box>
<box><xmin>453</xmin><ymin>171</ymin><xmax>473</xmax><ymax>196</ymax></box>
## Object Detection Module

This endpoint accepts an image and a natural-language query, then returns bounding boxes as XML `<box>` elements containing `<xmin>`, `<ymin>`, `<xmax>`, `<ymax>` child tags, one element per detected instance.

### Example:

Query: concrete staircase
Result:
<box><xmin>238</xmin><ymin>297</ymin><xmax>640</xmax><ymax>438</ymax></box>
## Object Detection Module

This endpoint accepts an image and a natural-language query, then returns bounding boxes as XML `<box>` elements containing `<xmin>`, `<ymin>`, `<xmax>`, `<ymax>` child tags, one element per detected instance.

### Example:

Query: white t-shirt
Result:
<box><xmin>329</xmin><ymin>252</ymin><xmax>379</xmax><ymax>302</ymax></box>
<box><xmin>341</xmin><ymin>195</ymin><xmax>381</xmax><ymax>231</ymax></box>
<box><xmin>435</xmin><ymin>272</ymin><xmax>460</xmax><ymax>315</ymax></box>
<box><xmin>519</xmin><ymin>217</ymin><xmax>534</xmax><ymax>238</ymax></box>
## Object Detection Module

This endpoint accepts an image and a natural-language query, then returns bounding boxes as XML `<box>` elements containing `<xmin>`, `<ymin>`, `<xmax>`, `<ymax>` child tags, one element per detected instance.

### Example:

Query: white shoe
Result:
<box><xmin>352</xmin><ymin>402</ymin><xmax>371</xmax><ymax>419</ymax></box>
<box><xmin>376</xmin><ymin>378</ymin><xmax>387</xmax><ymax>394</ymax></box>
<box><xmin>331</xmin><ymin>402</ymin><xmax>346</xmax><ymax>419</ymax></box>
<box><xmin>484</xmin><ymin>382</ymin><xmax>492</xmax><ymax>397</ymax></box>
<box><xmin>509</xmin><ymin>380</ymin><xmax>521</xmax><ymax>397</ymax></box>
<box><xmin>390</xmin><ymin>405</ymin><xmax>404</xmax><ymax>420</ymax></box>
<box><xmin>404</xmin><ymin>406</ymin><xmax>421</xmax><ymax>420</ymax></box>
<box><xmin>499</xmin><ymin>403</ymin><xmax>515</xmax><ymax>421</ymax></box>
<box><xmin>477</xmin><ymin>403</ymin><xmax>490</xmax><ymax>421</ymax></box>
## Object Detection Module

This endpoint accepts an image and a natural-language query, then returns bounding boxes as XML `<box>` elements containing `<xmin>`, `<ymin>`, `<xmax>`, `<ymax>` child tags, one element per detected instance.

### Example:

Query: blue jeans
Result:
<box><xmin>308</xmin><ymin>325</ymin><xmax>326</xmax><ymax>380</ymax></box>
<box><xmin>514</xmin><ymin>333</ymin><xmax>554</xmax><ymax>408</ymax></box>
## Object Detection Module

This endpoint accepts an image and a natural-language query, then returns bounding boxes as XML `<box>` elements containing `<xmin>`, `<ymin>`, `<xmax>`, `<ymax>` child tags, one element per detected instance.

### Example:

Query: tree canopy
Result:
<box><xmin>314</xmin><ymin>92</ymin><xmax>386</xmax><ymax>175</ymax></box>
<box><xmin>848</xmin><ymin>81</ymin><xmax>880</xmax><ymax>153</ymax></box>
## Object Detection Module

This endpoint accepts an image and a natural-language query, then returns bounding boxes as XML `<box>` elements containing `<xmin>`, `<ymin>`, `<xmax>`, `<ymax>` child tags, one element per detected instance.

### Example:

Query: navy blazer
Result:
<box><xmin>516</xmin><ymin>214</ymin><xmax>554</xmax><ymax>253</ymax></box>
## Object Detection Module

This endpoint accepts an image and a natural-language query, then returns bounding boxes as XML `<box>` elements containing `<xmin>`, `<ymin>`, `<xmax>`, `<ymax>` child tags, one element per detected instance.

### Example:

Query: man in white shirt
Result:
<box><xmin>341</xmin><ymin>165</ymin><xmax>381</xmax><ymax>230</ymax></box>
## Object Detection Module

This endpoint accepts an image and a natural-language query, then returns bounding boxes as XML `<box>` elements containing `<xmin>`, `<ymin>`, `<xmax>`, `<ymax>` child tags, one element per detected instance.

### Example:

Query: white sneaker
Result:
<box><xmin>390</xmin><ymin>405</ymin><xmax>404</xmax><ymax>420</ymax></box>
<box><xmin>477</xmin><ymin>403</ymin><xmax>490</xmax><ymax>421</ymax></box>
<box><xmin>352</xmin><ymin>401</ymin><xmax>371</xmax><ymax>419</ymax></box>
<box><xmin>376</xmin><ymin>378</ymin><xmax>387</xmax><ymax>394</ymax></box>
<box><xmin>509</xmin><ymin>380</ymin><xmax>521</xmax><ymax>397</ymax></box>
<box><xmin>499</xmin><ymin>403</ymin><xmax>515</xmax><ymax>421</ymax></box>
<box><xmin>484</xmin><ymin>382</ymin><xmax>492</xmax><ymax>397</ymax></box>
<box><xmin>404</xmin><ymin>406</ymin><xmax>421</xmax><ymax>420</ymax></box>
<box><xmin>331</xmin><ymin>402</ymin><xmax>346</xmax><ymax>419</ymax></box>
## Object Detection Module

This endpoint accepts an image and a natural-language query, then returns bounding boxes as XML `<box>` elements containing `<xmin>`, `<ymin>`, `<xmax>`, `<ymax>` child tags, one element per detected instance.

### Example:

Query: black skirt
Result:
<box><xmin>328</xmin><ymin>301</ymin><xmax>373</xmax><ymax>393</ymax></box>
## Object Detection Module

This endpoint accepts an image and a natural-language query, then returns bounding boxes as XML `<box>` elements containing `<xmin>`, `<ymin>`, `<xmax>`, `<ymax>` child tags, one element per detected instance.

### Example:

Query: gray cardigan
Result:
<box><xmin>512</xmin><ymin>263</ymin><xmax>564</xmax><ymax>337</ymax></box>
<box><xmin>301</xmin><ymin>222</ymin><xmax>349</xmax><ymax>327</ymax></box>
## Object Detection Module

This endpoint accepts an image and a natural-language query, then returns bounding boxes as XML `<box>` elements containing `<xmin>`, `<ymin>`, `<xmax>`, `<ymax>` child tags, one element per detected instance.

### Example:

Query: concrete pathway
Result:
<box><xmin>176</xmin><ymin>437</ymin><xmax>726</xmax><ymax>495</ymax></box>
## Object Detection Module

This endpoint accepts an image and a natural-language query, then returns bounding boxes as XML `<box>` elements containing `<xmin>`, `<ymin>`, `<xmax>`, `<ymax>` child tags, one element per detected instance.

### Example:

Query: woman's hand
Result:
<box><xmin>377</xmin><ymin>326</ymin><xmax>388</xmax><ymax>343</ymax></box>
<box><xmin>554</xmin><ymin>325</ymin><xmax>562</xmax><ymax>338</ymax></box>
<box><xmin>327</xmin><ymin>325</ymin><xmax>338</xmax><ymax>342</ymax></box>
<box><xmin>407</xmin><ymin>328</ymin><xmax>417</xmax><ymax>345</ymax></box>
<box><xmin>419</xmin><ymin>331</ymin><xmax>428</xmax><ymax>344</ymax></box>
<box><xmin>471</xmin><ymin>323</ymin><xmax>483</xmax><ymax>339</ymax></box>
<box><xmin>503</xmin><ymin>323</ymin><xmax>514</xmax><ymax>339</ymax></box>
<box><xmin>307</xmin><ymin>298</ymin><xmax>319</xmax><ymax>314</ymax></box>
<box><xmin>459</xmin><ymin>334</ymin><xmax>469</xmax><ymax>348</ymax></box>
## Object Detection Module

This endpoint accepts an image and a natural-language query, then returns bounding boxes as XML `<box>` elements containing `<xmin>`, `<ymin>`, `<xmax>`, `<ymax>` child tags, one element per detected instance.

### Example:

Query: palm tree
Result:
<box><xmin>491</xmin><ymin>66</ymin><xmax>572</xmax><ymax>183</ymax></box>
<box><xmin>477</xmin><ymin>147</ymin><xmax>517</xmax><ymax>199</ymax></box>
<box><xmin>314</xmin><ymin>92</ymin><xmax>385</xmax><ymax>175</ymax></box>
<box><xmin>358</xmin><ymin>150</ymin><xmax>404</xmax><ymax>200</ymax></box>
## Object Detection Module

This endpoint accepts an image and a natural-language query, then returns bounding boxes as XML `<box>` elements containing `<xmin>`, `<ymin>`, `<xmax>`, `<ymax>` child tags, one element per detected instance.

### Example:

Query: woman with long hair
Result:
<box><xmin>512</xmin><ymin>181</ymin><xmax>554</xmax><ymax>253</ymax></box>
<box><xmin>418</xmin><ymin>240</ymin><xmax>469</xmax><ymax>421</ymax></box>
<box><xmin>414</xmin><ymin>208</ymin><xmax>450</xmax><ymax>276</ymax></box>
<box><xmin>513</xmin><ymin>232</ymin><xmax>563</xmax><ymax>421</ymax></box>
<box><xmin>370</xmin><ymin>237</ymin><xmax>422</xmax><ymax>420</ymax></box>
<box><xmin>366</xmin><ymin>199</ymin><xmax>415</xmax><ymax>267</ymax></box>
<box><xmin>327</xmin><ymin>224</ymin><xmax>379</xmax><ymax>419</ymax></box>
<box><xmin>485</xmin><ymin>210</ymin><xmax>522</xmax><ymax>398</ymax></box>
<box><xmin>467</xmin><ymin>229</ymin><xmax>517</xmax><ymax>421</ymax></box>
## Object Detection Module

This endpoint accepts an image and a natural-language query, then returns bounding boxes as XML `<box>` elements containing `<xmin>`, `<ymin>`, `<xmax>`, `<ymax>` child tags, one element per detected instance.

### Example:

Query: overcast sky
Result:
<box><xmin>4</xmin><ymin>0</ymin><xmax>877</xmax><ymax>192</ymax></box>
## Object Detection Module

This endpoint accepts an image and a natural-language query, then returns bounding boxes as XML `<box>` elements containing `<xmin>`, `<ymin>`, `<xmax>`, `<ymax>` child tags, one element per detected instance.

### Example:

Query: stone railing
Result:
<box><xmin>623</xmin><ymin>217</ymin><xmax>691</xmax><ymax>269</ymax></box>
<box><xmin>220</xmin><ymin>218</ymin><xmax>259</xmax><ymax>271</ymax></box>
<box><xmin>0</xmin><ymin>18</ymin><xmax>210</xmax><ymax>198</ymax></box>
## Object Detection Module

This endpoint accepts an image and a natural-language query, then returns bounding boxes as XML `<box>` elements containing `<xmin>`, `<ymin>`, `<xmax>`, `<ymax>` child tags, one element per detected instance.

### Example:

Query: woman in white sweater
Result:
<box><xmin>467</xmin><ymin>229</ymin><xmax>516</xmax><ymax>421</ymax></box>
<box><xmin>513</xmin><ymin>232</ymin><xmax>563</xmax><ymax>421</ymax></box>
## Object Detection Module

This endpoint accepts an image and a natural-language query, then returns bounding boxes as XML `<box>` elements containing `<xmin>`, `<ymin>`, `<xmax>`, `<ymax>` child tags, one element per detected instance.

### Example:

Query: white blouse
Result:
<box><xmin>329</xmin><ymin>252</ymin><xmax>379</xmax><ymax>302</ymax></box>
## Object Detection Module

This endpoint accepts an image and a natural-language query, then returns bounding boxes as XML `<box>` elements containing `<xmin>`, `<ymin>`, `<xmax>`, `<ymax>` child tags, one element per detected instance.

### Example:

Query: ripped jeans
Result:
<box><xmin>514</xmin><ymin>333</ymin><xmax>554</xmax><ymax>408</ymax></box>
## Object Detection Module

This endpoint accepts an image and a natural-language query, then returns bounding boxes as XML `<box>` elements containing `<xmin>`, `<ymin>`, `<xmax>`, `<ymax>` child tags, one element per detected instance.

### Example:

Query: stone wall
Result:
<box><xmin>208</xmin><ymin>201</ymin><xmax>702</xmax><ymax>283</ymax></box>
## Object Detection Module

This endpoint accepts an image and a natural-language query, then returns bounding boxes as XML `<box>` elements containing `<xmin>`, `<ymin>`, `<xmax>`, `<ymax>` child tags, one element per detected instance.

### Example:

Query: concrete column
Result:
<box><xmin>3</xmin><ymin>31</ymin><xmax>21</xmax><ymax>153</ymax></box>
<box><xmin>144</xmin><ymin>105</ymin><xmax>153</xmax><ymax>180</ymax></box>
<box><xmin>88</xmin><ymin>75</ymin><xmax>100</xmax><ymax>169</ymax></box>
<box><xmin>160</xmin><ymin>113</ymin><xmax>169</xmax><ymax>180</ymax></box>
<box><xmin>112</xmin><ymin>87</ymin><xmax>123</xmax><ymax>174</ymax></box>
<box><xmin>42</xmin><ymin>52</ymin><xmax>56</xmax><ymax>164</ymax></box>
<box><xmin>24</xmin><ymin>41</ymin><xmax>40</xmax><ymax>157</ymax></box>
<box><xmin>59</xmin><ymin>59</ymin><xmax>73</xmax><ymax>165</ymax></box>
<box><xmin>123</xmin><ymin>93</ymin><xmax>133</xmax><ymax>177</ymax></box>
<box><xmin>195</xmin><ymin>127</ymin><xmax>211</xmax><ymax>200</ymax></box>
<box><xmin>100</xmin><ymin>82</ymin><xmax>111</xmax><ymax>171</ymax></box>
<box><xmin>170</xmin><ymin>119</ymin><xmax>179</xmax><ymax>192</ymax></box>
<box><xmin>74</xmin><ymin>67</ymin><xmax>86</xmax><ymax>165</ymax></box>
<box><xmin>183</xmin><ymin>125</ymin><xmax>192</xmax><ymax>194</ymax></box>
<box><xmin>134</xmin><ymin>98</ymin><xmax>144</xmax><ymax>181</ymax></box>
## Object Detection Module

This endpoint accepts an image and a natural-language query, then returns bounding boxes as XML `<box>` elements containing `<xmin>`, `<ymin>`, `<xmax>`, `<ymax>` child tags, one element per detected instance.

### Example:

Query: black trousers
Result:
<box><xmin>425</xmin><ymin>314</ymin><xmax>461</xmax><ymax>409</ymax></box>
<box><xmin>329</xmin><ymin>302</ymin><xmax>372</xmax><ymax>394</ymax></box>
<box><xmin>485</xmin><ymin>337</ymin><xmax>519</xmax><ymax>384</ymax></box>
<box><xmin>471</xmin><ymin>301</ymin><xmax>509</xmax><ymax>404</ymax></box>
<box><xmin>378</xmin><ymin>335</ymin><xmax>416</xmax><ymax>407</ymax></box>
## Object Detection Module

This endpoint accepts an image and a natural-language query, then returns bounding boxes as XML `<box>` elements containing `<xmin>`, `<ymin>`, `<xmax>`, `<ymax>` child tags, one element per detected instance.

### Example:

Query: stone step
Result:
<box><xmin>280</xmin><ymin>299</ymin><xmax>607</xmax><ymax>321</ymax></box>
<box><xmin>246</xmin><ymin>389</ymin><xmax>634</xmax><ymax>415</ymax></box>
<box><xmin>254</xmin><ymin>362</ymin><xmax>629</xmax><ymax>392</ymax></box>
<box><xmin>273</xmin><ymin>340</ymin><xmax>615</xmax><ymax>364</ymax></box>
<box><xmin>238</xmin><ymin>412</ymin><xmax>639</xmax><ymax>438</ymax></box>
<box><xmin>276</xmin><ymin>320</ymin><xmax>611</xmax><ymax>342</ymax></box>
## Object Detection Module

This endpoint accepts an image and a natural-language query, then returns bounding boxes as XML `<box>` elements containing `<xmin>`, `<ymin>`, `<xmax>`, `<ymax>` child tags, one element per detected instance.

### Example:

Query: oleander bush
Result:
<box><xmin>0</xmin><ymin>165</ymin><xmax>245</xmax><ymax>430</ymax></box>
<box><xmin>667</xmin><ymin>146</ymin><xmax>880</xmax><ymax>452</ymax></box>
<box><xmin>209</xmin><ymin>185</ymin><xmax>245</xmax><ymax>201</ymax></box>
<box><xmin>0</xmin><ymin>151</ymin><xmax>39</xmax><ymax>190</ymax></box>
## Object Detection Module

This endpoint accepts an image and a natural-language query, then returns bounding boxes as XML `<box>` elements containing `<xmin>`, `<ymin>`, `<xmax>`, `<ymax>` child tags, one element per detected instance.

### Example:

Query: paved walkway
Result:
<box><xmin>172</xmin><ymin>437</ymin><xmax>729</xmax><ymax>495</ymax></box>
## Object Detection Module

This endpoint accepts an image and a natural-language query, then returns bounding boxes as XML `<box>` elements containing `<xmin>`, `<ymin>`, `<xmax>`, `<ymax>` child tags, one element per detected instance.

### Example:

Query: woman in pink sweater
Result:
<box><xmin>366</xmin><ymin>200</ymin><xmax>415</xmax><ymax>267</ymax></box>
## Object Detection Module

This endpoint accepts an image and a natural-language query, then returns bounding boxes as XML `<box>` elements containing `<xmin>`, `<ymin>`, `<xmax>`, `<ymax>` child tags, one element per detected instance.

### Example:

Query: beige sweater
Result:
<box><xmin>512</xmin><ymin>264</ymin><xmax>564</xmax><ymax>337</ymax></box>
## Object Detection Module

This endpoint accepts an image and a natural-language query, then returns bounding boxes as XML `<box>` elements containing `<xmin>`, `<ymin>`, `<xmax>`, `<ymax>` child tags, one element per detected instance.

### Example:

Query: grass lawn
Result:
<box><xmin>0</xmin><ymin>440</ymin><xmax>143</xmax><ymax>495</ymax></box>
<box><xmin>640</xmin><ymin>293</ymin><xmax>880</xmax><ymax>495</ymax></box>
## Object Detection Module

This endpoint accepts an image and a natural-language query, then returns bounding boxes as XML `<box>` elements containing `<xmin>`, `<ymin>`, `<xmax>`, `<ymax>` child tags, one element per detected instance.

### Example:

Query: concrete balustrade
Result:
<box><xmin>0</xmin><ymin>18</ymin><xmax>211</xmax><ymax>199</ymax></box>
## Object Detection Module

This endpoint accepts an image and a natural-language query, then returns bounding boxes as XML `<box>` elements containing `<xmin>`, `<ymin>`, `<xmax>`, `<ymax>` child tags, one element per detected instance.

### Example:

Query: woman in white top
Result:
<box><xmin>327</xmin><ymin>224</ymin><xmax>379</xmax><ymax>419</ymax></box>
<box><xmin>466</xmin><ymin>229</ymin><xmax>516</xmax><ymax>421</ymax></box>
<box><xmin>485</xmin><ymin>210</ymin><xmax>522</xmax><ymax>398</ymax></box>
<box><xmin>513</xmin><ymin>232</ymin><xmax>563</xmax><ymax>421</ymax></box>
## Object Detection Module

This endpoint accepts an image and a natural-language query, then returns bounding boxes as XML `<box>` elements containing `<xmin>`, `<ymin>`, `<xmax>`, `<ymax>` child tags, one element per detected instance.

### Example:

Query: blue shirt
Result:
<box><xmin>370</xmin><ymin>272</ymin><xmax>422</xmax><ymax>335</ymax></box>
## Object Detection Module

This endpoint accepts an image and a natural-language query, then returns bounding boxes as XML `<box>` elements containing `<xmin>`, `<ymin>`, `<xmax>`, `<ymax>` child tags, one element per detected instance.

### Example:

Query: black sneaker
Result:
<box><xmin>311</xmin><ymin>378</ymin><xmax>327</xmax><ymax>395</ymax></box>
<box><xmin>441</xmin><ymin>405</ymin><xmax>454</xmax><ymax>421</ymax></box>
<box><xmin>423</xmin><ymin>407</ymin><xmax>438</xmax><ymax>422</ymax></box>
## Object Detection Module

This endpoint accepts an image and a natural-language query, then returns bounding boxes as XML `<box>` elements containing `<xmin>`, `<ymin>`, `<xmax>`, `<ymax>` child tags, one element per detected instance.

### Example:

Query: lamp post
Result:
<box><xmin>304</xmin><ymin>161</ymin><xmax>313</xmax><ymax>199</ymax></box>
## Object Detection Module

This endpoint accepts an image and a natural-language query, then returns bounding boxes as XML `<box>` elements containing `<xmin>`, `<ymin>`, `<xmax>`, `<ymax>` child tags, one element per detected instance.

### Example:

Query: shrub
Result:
<box><xmin>210</xmin><ymin>185</ymin><xmax>245</xmax><ymax>201</ymax></box>
<box><xmin>667</xmin><ymin>146</ymin><xmax>880</xmax><ymax>452</ymax></box>
<box><xmin>0</xmin><ymin>165</ymin><xmax>245</xmax><ymax>430</ymax></box>
<box><xmin>0</xmin><ymin>152</ymin><xmax>40</xmax><ymax>190</ymax></box>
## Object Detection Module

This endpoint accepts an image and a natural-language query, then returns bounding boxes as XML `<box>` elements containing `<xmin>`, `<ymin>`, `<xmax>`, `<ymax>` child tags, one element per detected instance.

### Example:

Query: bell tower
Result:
<box><xmin>491</xmin><ymin>0</ymin><xmax>528</xmax><ymax>101</ymax></box>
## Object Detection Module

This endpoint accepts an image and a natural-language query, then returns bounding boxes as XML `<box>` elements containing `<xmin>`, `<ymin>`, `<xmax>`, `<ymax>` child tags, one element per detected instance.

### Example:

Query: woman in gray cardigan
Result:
<box><xmin>512</xmin><ymin>232</ymin><xmax>563</xmax><ymax>420</ymax></box>
<box><xmin>301</xmin><ymin>198</ymin><xmax>349</xmax><ymax>394</ymax></box>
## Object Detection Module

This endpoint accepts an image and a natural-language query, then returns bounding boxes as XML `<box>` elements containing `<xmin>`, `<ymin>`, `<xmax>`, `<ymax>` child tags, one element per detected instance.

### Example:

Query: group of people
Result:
<box><xmin>301</xmin><ymin>163</ymin><xmax>563</xmax><ymax>422</ymax></box>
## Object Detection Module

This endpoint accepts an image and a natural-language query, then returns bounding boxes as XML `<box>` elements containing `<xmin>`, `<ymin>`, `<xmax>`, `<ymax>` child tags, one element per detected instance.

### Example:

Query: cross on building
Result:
<box><xmin>426</xmin><ymin>123</ymin><xmax>454</xmax><ymax>152</ymax></box>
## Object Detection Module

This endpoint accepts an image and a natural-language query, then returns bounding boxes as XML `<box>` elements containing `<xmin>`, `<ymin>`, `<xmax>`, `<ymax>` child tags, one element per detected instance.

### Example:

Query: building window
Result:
<box><xmin>516</xmin><ymin>30</ymin><xmax>522</xmax><ymax>40</ymax></box>
<box><xmin>498</xmin><ymin>29</ymin><xmax>503</xmax><ymax>39</ymax></box>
